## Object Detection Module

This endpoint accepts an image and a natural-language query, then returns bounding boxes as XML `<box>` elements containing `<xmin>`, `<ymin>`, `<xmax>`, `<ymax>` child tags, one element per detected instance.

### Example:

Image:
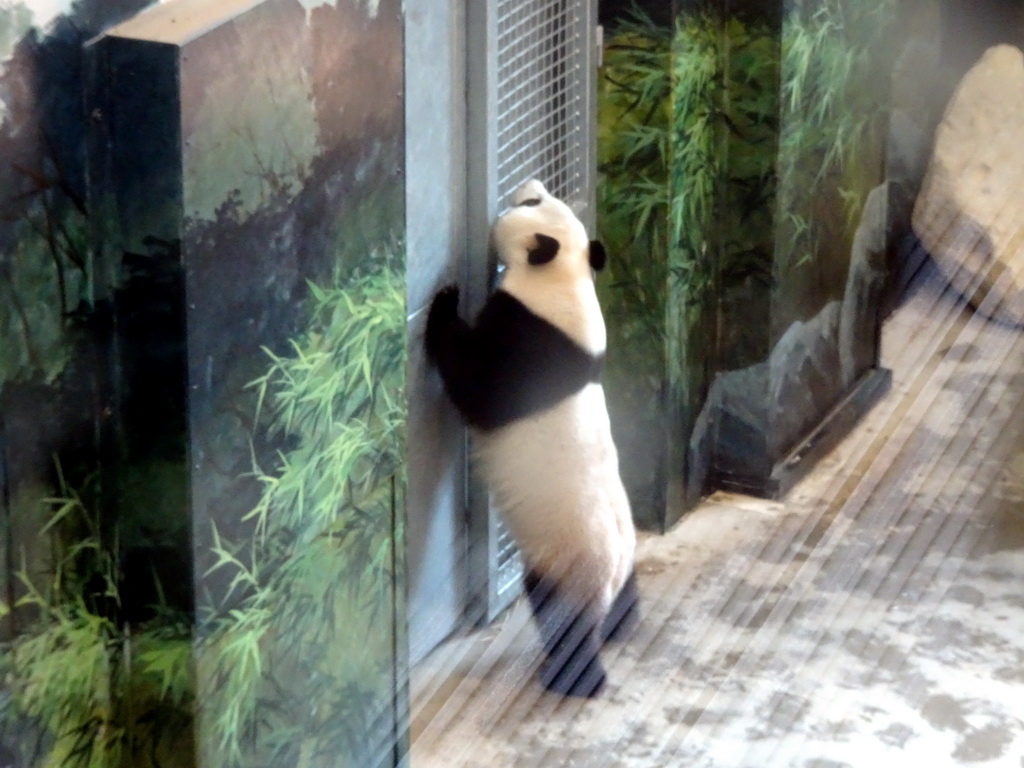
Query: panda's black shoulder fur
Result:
<box><xmin>425</xmin><ymin>286</ymin><xmax>602</xmax><ymax>431</ymax></box>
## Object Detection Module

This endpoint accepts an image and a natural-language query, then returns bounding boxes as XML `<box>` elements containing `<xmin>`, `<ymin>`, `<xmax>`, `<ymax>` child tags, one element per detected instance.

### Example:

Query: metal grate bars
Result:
<box><xmin>494</xmin><ymin>0</ymin><xmax>585</xmax><ymax>206</ymax></box>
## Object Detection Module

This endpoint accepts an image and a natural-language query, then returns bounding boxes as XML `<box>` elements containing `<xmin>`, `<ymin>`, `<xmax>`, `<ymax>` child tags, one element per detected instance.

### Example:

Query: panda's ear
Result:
<box><xmin>589</xmin><ymin>240</ymin><xmax>607</xmax><ymax>272</ymax></box>
<box><xmin>528</xmin><ymin>233</ymin><xmax>560</xmax><ymax>266</ymax></box>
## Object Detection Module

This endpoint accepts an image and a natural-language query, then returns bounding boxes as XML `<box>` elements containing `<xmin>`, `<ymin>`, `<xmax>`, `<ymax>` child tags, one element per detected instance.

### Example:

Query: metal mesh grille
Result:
<box><xmin>494</xmin><ymin>523</ymin><xmax>521</xmax><ymax>592</ymax></box>
<box><xmin>494</xmin><ymin>0</ymin><xmax>586</xmax><ymax>206</ymax></box>
<box><xmin>472</xmin><ymin>0</ymin><xmax>593</xmax><ymax>622</ymax></box>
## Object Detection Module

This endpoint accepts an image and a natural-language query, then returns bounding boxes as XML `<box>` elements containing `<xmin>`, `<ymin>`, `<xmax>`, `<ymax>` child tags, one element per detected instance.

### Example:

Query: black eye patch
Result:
<box><xmin>517</xmin><ymin>198</ymin><xmax>542</xmax><ymax>207</ymax></box>
<box><xmin>527</xmin><ymin>233</ymin><xmax>560</xmax><ymax>265</ymax></box>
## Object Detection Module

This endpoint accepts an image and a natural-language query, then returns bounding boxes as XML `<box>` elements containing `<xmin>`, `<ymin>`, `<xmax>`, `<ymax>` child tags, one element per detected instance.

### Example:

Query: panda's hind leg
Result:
<box><xmin>601</xmin><ymin>569</ymin><xmax>640</xmax><ymax>643</ymax></box>
<box><xmin>524</xmin><ymin>571</ymin><xmax>606</xmax><ymax>698</ymax></box>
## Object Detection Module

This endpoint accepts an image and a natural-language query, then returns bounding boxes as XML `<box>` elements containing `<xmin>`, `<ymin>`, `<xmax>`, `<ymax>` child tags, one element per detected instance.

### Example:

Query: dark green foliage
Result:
<box><xmin>597</xmin><ymin>10</ymin><xmax>672</xmax><ymax>335</ymax></box>
<box><xmin>598</xmin><ymin>8</ymin><xmax>779</xmax><ymax>335</ymax></box>
<box><xmin>0</xmin><ymin>463</ymin><xmax>193</xmax><ymax>768</ymax></box>
<box><xmin>0</xmin><ymin>182</ymin><xmax>90</xmax><ymax>387</ymax></box>
<box><xmin>0</xmin><ymin>0</ymin><xmax>155</xmax><ymax>388</ymax></box>
<box><xmin>596</xmin><ymin>9</ymin><xmax>674</xmax><ymax>526</ymax></box>
<box><xmin>597</xmin><ymin>9</ymin><xmax>778</xmax><ymax>521</ymax></box>
<box><xmin>777</xmin><ymin>0</ymin><xmax>896</xmax><ymax>275</ymax></box>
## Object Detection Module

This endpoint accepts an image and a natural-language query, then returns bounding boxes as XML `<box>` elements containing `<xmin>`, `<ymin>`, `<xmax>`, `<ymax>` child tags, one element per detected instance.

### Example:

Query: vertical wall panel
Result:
<box><xmin>0</xmin><ymin>1</ymin><xmax>158</xmax><ymax>763</ymax></box>
<box><xmin>404</xmin><ymin>0</ymin><xmax>470</xmax><ymax>664</ymax></box>
<box><xmin>86</xmin><ymin>0</ymin><xmax>407</xmax><ymax>765</ymax></box>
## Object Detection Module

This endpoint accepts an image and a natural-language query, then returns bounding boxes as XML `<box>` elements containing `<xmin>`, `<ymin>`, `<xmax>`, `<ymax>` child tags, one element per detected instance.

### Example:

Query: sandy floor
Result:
<box><xmin>410</xmin><ymin>261</ymin><xmax>1024</xmax><ymax>768</ymax></box>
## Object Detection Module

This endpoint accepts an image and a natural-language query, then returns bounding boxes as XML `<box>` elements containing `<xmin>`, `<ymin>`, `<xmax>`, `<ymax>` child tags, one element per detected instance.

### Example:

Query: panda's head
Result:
<box><xmin>491</xmin><ymin>180</ymin><xmax>607</xmax><ymax>281</ymax></box>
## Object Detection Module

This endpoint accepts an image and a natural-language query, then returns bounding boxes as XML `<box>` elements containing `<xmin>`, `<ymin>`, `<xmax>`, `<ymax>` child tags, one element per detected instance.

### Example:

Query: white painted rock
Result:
<box><xmin>912</xmin><ymin>45</ymin><xmax>1024</xmax><ymax>324</ymax></box>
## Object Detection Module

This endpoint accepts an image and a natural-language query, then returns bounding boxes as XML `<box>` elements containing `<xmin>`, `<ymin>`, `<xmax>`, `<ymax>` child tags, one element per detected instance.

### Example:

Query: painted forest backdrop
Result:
<box><xmin>597</xmin><ymin>0</ymin><xmax>900</xmax><ymax>529</ymax></box>
<box><xmin>0</xmin><ymin>1</ymin><xmax>406</xmax><ymax>767</ymax></box>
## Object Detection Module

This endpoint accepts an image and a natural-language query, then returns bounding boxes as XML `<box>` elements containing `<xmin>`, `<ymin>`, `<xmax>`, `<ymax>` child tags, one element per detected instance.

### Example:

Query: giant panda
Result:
<box><xmin>424</xmin><ymin>179</ymin><xmax>638</xmax><ymax>698</ymax></box>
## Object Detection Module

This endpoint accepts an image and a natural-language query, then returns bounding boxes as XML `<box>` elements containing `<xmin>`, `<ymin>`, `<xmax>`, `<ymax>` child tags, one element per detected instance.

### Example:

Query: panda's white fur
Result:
<box><xmin>424</xmin><ymin>179</ymin><xmax>638</xmax><ymax>697</ymax></box>
<box><xmin>475</xmin><ymin>382</ymin><xmax>635</xmax><ymax>608</ymax></box>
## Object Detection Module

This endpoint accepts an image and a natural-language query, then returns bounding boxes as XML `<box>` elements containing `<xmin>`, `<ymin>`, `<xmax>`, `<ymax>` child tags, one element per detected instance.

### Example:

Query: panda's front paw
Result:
<box><xmin>425</xmin><ymin>284</ymin><xmax>460</xmax><ymax>361</ymax></box>
<box><xmin>430</xmin><ymin>284</ymin><xmax>460</xmax><ymax>318</ymax></box>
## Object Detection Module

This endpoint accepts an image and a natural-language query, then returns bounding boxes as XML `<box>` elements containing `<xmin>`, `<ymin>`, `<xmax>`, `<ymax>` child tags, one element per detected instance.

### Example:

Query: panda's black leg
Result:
<box><xmin>601</xmin><ymin>569</ymin><xmax>640</xmax><ymax>643</ymax></box>
<box><xmin>524</xmin><ymin>571</ymin><xmax>606</xmax><ymax>698</ymax></box>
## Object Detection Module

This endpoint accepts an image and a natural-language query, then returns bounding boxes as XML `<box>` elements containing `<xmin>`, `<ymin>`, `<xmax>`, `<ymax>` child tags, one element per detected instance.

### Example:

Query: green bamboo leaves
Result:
<box><xmin>778</xmin><ymin>0</ymin><xmax>896</xmax><ymax>274</ymax></box>
<box><xmin>2</xmin><ymin>467</ymin><xmax>193</xmax><ymax>768</ymax></box>
<box><xmin>595</xmin><ymin>9</ymin><xmax>777</xmax><ymax>521</ymax></box>
<box><xmin>198</xmin><ymin>244</ymin><xmax>406</xmax><ymax>768</ymax></box>
<box><xmin>3</xmin><ymin>242</ymin><xmax>408</xmax><ymax>768</ymax></box>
